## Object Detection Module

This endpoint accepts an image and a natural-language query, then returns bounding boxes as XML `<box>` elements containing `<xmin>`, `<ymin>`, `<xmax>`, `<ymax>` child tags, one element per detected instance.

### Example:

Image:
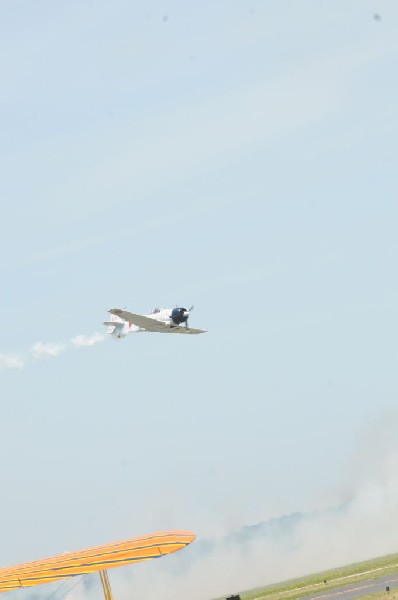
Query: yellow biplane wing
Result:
<box><xmin>0</xmin><ymin>530</ymin><xmax>195</xmax><ymax>593</ymax></box>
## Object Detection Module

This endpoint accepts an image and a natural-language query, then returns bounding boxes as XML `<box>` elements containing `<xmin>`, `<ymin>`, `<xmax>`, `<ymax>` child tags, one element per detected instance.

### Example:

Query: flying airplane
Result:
<box><xmin>103</xmin><ymin>306</ymin><xmax>207</xmax><ymax>337</ymax></box>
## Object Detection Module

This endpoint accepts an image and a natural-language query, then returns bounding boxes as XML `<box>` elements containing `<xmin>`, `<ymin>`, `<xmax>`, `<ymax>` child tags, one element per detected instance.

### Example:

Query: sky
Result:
<box><xmin>1</xmin><ymin>0</ymin><xmax>398</xmax><ymax>599</ymax></box>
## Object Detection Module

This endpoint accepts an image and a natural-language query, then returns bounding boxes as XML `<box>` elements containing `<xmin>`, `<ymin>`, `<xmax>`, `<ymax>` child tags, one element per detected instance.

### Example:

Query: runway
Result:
<box><xmin>300</xmin><ymin>573</ymin><xmax>398</xmax><ymax>600</ymax></box>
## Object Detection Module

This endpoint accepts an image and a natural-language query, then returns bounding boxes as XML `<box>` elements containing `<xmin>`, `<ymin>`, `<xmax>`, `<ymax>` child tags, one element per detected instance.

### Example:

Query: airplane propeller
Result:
<box><xmin>181</xmin><ymin>305</ymin><xmax>195</xmax><ymax>327</ymax></box>
<box><xmin>185</xmin><ymin>305</ymin><xmax>194</xmax><ymax>327</ymax></box>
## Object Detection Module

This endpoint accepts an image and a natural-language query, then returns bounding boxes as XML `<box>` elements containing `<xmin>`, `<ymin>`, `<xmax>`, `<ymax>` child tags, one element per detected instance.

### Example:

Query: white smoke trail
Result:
<box><xmin>70</xmin><ymin>332</ymin><xmax>105</xmax><ymax>348</ymax></box>
<box><xmin>30</xmin><ymin>341</ymin><xmax>67</xmax><ymax>359</ymax></box>
<box><xmin>0</xmin><ymin>332</ymin><xmax>107</xmax><ymax>367</ymax></box>
<box><xmin>0</xmin><ymin>353</ymin><xmax>24</xmax><ymax>370</ymax></box>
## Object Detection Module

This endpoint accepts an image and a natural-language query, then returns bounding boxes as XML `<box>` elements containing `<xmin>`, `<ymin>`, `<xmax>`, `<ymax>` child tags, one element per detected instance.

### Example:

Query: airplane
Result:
<box><xmin>103</xmin><ymin>306</ymin><xmax>207</xmax><ymax>338</ymax></box>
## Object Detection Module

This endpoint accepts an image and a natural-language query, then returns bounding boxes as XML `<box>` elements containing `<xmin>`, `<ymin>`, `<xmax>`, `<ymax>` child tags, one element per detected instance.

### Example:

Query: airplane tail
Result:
<box><xmin>103</xmin><ymin>313</ymin><xmax>126</xmax><ymax>338</ymax></box>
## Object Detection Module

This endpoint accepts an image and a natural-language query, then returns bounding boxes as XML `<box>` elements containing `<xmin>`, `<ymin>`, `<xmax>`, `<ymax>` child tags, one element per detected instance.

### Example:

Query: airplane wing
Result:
<box><xmin>165</xmin><ymin>326</ymin><xmax>207</xmax><ymax>335</ymax></box>
<box><xmin>108</xmin><ymin>309</ymin><xmax>206</xmax><ymax>334</ymax></box>
<box><xmin>0</xmin><ymin>530</ymin><xmax>195</xmax><ymax>593</ymax></box>
<box><xmin>109</xmin><ymin>309</ymin><xmax>170</xmax><ymax>331</ymax></box>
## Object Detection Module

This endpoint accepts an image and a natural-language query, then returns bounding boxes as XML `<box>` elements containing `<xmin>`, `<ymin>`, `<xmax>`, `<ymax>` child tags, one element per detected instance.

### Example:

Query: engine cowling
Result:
<box><xmin>171</xmin><ymin>307</ymin><xmax>189</xmax><ymax>325</ymax></box>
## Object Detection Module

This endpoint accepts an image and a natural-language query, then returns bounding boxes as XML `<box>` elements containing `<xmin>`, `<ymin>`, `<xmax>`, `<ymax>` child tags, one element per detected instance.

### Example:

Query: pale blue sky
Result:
<box><xmin>1</xmin><ymin>1</ymin><xmax>398</xmax><ymax>598</ymax></box>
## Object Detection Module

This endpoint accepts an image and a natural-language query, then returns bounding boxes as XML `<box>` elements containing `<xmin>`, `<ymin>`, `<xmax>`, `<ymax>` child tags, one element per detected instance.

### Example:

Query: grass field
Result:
<box><xmin>238</xmin><ymin>553</ymin><xmax>398</xmax><ymax>600</ymax></box>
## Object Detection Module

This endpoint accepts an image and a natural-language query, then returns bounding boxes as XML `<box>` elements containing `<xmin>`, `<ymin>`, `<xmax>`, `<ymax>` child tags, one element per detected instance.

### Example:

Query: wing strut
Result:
<box><xmin>99</xmin><ymin>570</ymin><xmax>114</xmax><ymax>600</ymax></box>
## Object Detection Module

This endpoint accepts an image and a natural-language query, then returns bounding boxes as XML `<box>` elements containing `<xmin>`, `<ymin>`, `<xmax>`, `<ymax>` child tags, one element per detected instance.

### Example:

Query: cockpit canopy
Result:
<box><xmin>150</xmin><ymin>307</ymin><xmax>161</xmax><ymax>314</ymax></box>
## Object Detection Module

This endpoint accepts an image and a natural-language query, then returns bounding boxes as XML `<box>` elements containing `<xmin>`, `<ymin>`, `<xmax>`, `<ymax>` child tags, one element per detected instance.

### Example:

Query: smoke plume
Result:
<box><xmin>30</xmin><ymin>341</ymin><xmax>67</xmax><ymax>359</ymax></box>
<box><xmin>0</xmin><ymin>332</ymin><xmax>106</xmax><ymax>370</ymax></box>
<box><xmin>74</xmin><ymin>410</ymin><xmax>398</xmax><ymax>600</ymax></box>
<box><xmin>70</xmin><ymin>333</ymin><xmax>105</xmax><ymax>348</ymax></box>
<box><xmin>0</xmin><ymin>353</ymin><xmax>25</xmax><ymax>370</ymax></box>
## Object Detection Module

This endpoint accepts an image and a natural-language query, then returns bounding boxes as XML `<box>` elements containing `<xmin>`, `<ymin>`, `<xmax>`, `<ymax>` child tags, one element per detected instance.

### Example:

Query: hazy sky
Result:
<box><xmin>1</xmin><ymin>1</ymin><xmax>398</xmax><ymax>599</ymax></box>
